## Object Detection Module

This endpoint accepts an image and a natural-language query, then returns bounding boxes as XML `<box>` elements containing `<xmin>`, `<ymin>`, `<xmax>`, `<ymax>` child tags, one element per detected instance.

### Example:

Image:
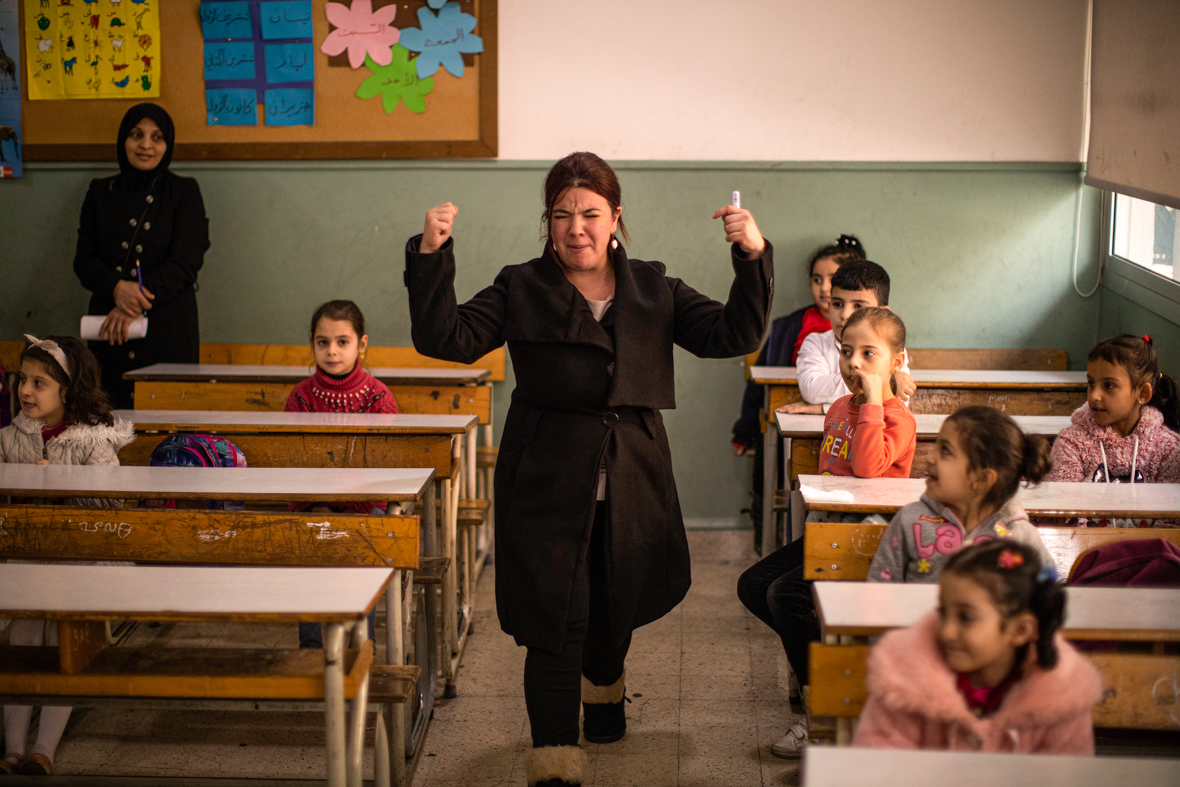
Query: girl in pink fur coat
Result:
<box><xmin>855</xmin><ymin>540</ymin><xmax>1103</xmax><ymax>754</ymax></box>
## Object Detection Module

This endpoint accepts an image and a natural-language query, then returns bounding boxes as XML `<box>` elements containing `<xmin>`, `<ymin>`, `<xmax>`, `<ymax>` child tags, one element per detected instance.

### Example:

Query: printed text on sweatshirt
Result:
<box><xmin>821</xmin><ymin>395</ymin><xmax>917</xmax><ymax>478</ymax></box>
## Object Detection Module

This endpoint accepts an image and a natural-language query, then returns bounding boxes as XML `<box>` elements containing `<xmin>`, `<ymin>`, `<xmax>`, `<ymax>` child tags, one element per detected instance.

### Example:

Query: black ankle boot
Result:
<box><xmin>581</xmin><ymin>672</ymin><xmax>628</xmax><ymax>744</ymax></box>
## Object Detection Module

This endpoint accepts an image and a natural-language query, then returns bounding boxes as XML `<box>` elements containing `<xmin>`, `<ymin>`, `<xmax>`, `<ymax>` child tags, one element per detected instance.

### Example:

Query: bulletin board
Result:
<box><xmin>20</xmin><ymin>0</ymin><xmax>496</xmax><ymax>160</ymax></box>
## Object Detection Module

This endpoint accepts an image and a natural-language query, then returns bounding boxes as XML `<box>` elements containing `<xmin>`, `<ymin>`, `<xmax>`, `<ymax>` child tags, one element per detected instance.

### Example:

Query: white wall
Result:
<box><xmin>498</xmin><ymin>0</ymin><xmax>1088</xmax><ymax>161</ymax></box>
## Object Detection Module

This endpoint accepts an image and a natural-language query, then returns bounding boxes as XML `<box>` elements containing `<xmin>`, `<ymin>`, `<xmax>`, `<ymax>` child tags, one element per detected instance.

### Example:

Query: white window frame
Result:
<box><xmin>1101</xmin><ymin>190</ymin><xmax>1180</xmax><ymax>324</ymax></box>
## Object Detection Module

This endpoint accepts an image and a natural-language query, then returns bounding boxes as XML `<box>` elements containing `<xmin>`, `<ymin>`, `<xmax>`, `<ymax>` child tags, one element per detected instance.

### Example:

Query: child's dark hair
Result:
<box><xmin>944</xmin><ymin>406</ymin><xmax>1052</xmax><ymax>509</ymax></box>
<box><xmin>310</xmin><ymin>300</ymin><xmax>366</xmax><ymax>340</ymax></box>
<box><xmin>831</xmin><ymin>260</ymin><xmax>891</xmax><ymax>306</ymax></box>
<box><xmin>1089</xmin><ymin>334</ymin><xmax>1180</xmax><ymax>432</ymax></box>
<box><xmin>841</xmin><ymin>306</ymin><xmax>906</xmax><ymax>356</ymax></box>
<box><xmin>20</xmin><ymin>336</ymin><xmax>113</xmax><ymax>427</ymax></box>
<box><xmin>943</xmin><ymin>540</ymin><xmax>1066</xmax><ymax>669</ymax></box>
<box><xmin>808</xmin><ymin>234</ymin><xmax>866</xmax><ymax>274</ymax></box>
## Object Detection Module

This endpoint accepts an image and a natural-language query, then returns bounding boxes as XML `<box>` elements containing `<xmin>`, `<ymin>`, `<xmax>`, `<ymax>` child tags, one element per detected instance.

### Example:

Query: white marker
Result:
<box><xmin>732</xmin><ymin>190</ymin><xmax>741</xmax><ymax>209</ymax></box>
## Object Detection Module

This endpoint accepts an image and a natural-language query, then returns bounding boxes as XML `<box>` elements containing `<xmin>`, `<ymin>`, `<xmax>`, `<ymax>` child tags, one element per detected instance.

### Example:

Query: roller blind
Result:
<box><xmin>1085</xmin><ymin>0</ymin><xmax>1180</xmax><ymax>209</ymax></box>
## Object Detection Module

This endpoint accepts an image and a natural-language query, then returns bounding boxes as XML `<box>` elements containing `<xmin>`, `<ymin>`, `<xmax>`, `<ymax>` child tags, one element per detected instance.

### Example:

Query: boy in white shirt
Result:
<box><xmin>780</xmin><ymin>260</ymin><xmax>915</xmax><ymax>414</ymax></box>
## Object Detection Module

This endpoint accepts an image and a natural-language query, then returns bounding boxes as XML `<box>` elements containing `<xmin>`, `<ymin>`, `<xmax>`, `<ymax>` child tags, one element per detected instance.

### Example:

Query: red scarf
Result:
<box><xmin>955</xmin><ymin>669</ymin><xmax>1019</xmax><ymax>717</ymax></box>
<box><xmin>792</xmin><ymin>305</ymin><xmax>831</xmax><ymax>364</ymax></box>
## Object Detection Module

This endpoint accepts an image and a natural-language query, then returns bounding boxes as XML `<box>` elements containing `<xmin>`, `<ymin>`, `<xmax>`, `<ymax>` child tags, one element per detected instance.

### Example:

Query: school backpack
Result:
<box><xmin>145</xmin><ymin>434</ymin><xmax>247</xmax><ymax>510</ymax></box>
<box><xmin>1070</xmin><ymin>538</ymin><xmax>1180</xmax><ymax>587</ymax></box>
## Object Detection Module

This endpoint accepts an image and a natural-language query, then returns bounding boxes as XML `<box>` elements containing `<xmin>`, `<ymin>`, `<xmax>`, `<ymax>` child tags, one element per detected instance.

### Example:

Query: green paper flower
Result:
<box><xmin>356</xmin><ymin>46</ymin><xmax>433</xmax><ymax>114</ymax></box>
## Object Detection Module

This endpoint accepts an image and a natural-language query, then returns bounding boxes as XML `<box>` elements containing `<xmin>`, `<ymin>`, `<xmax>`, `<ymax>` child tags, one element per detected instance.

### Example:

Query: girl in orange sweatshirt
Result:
<box><xmin>738</xmin><ymin>306</ymin><xmax>916</xmax><ymax>758</ymax></box>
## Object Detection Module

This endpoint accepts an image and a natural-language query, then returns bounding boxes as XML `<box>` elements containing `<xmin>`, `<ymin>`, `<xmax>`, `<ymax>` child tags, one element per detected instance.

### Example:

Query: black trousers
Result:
<box><xmin>524</xmin><ymin>502</ymin><xmax>631</xmax><ymax>748</ymax></box>
<box><xmin>736</xmin><ymin>536</ymin><xmax>819</xmax><ymax>686</ymax></box>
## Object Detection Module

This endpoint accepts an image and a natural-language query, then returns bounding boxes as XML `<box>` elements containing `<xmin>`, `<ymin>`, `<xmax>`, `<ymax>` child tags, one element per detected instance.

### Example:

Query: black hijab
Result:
<box><xmin>116</xmin><ymin>103</ymin><xmax>175</xmax><ymax>192</ymax></box>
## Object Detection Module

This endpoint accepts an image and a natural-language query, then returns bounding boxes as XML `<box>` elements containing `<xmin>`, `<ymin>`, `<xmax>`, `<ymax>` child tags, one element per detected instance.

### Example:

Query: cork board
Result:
<box><xmin>21</xmin><ymin>0</ymin><xmax>496</xmax><ymax>160</ymax></box>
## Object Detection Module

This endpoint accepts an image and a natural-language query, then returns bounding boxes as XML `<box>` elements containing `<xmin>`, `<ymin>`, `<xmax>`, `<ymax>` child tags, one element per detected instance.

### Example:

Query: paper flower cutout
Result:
<box><xmin>322</xmin><ymin>0</ymin><xmax>401</xmax><ymax>69</ymax></box>
<box><xmin>356</xmin><ymin>47</ymin><xmax>433</xmax><ymax>114</ymax></box>
<box><xmin>398</xmin><ymin>2</ymin><xmax>483</xmax><ymax>79</ymax></box>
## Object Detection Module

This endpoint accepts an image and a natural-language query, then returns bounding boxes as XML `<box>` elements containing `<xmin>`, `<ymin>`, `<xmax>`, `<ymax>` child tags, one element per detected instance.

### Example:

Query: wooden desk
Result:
<box><xmin>776</xmin><ymin>412</ymin><xmax>1069</xmax><ymax>481</ymax></box>
<box><xmin>0</xmin><ymin>564</ymin><xmax>392</xmax><ymax>787</ymax></box>
<box><xmin>808</xmin><ymin>581</ymin><xmax>1180</xmax><ymax>734</ymax></box>
<box><xmin>127</xmin><ymin>363</ymin><xmax>494</xmax><ymax>424</ymax></box>
<box><xmin>752</xmin><ymin>366</ymin><xmax>1088</xmax><ymax>416</ymax></box>
<box><xmin>113</xmin><ymin>409</ymin><xmax>475</xmax><ymax>698</ymax></box>
<box><xmin>802</xmin><ymin>746</ymin><xmax>1180</xmax><ymax>787</ymax></box>
<box><xmin>798</xmin><ymin>475</ymin><xmax>1180</xmax><ymax>519</ymax></box>
<box><xmin>813</xmin><ymin>581</ymin><xmax>1180</xmax><ymax>642</ymax></box>
<box><xmin>752</xmin><ymin>366</ymin><xmax>1085</xmax><ymax>555</ymax></box>
<box><xmin>0</xmin><ymin>462</ymin><xmax>433</xmax><ymax>504</ymax></box>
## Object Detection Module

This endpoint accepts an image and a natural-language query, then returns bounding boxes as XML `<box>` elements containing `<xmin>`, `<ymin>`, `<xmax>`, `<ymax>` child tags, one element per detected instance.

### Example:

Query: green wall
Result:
<box><xmin>0</xmin><ymin>161</ymin><xmax>1102</xmax><ymax>524</ymax></box>
<box><xmin>1098</xmin><ymin>287</ymin><xmax>1180</xmax><ymax>376</ymax></box>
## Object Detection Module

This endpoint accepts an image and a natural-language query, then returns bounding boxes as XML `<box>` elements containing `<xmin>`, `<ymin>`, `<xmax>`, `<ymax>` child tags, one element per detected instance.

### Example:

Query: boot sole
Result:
<box><xmin>583</xmin><ymin>729</ymin><xmax>626</xmax><ymax>744</ymax></box>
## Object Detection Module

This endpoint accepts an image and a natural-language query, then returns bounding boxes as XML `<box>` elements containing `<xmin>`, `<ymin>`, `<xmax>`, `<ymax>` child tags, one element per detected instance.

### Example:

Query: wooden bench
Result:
<box><xmin>199</xmin><ymin>343</ymin><xmax>506</xmax><ymax>382</ymax></box>
<box><xmin>809</xmin><ymin>582</ymin><xmax>1180</xmax><ymax>737</ymax></box>
<box><xmin>0</xmin><ymin>464</ymin><xmax>437</xmax><ymax>785</ymax></box>
<box><xmin>0</xmin><ymin>564</ymin><xmax>395</xmax><ymax>787</ymax></box>
<box><xmin>797</xmin><ymin>475</ymin><xmax>1180</xmax><ymax>519</ymax></box>
<box><xmin>126</xmin><ymin>363</ymin><xmax>493</xmax><ymax>423</ymax></box>
<box><xmin>801</xmin><ymin>746</ymin><xmax>1180</xmax><ymax>787</ymax></box>
<box><xmin>776</xmin><ymin>412</ymin><xmax>1070</xmax><ymax>482</ymax></box>
<box><xmin>113</xmin><ymin>410</ymin><xmax>479</xmax><ymax>697</ymax></box>
<box><xmin>803</xmin><ymin>519</ymin><xmax>1180</xmax><ymax>581</ymax></box>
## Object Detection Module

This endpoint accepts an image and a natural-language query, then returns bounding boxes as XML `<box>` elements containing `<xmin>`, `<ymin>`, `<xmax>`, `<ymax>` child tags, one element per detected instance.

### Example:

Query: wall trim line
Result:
<box><xmin>20</xmin><ymin>160</ymin><xmax>1086</xmax><ymax>174</ymax></box>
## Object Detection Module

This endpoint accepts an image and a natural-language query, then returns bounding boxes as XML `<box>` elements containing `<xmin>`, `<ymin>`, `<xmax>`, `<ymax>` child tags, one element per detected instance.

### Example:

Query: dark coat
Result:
<box><xmin>73</xmin><ymin>171</ymin><xmax>210</xmax><ymax>408</ymax></box>
<box><xmin>405</xmin><ymin>236</ymin><xmax>774</xmax><ymax>652</ymax></box>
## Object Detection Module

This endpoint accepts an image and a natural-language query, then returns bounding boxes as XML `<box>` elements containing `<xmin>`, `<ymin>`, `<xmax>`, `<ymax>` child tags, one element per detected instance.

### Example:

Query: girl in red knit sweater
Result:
<box><xmin>286</xmin><ymin>300</ymin><xmax>398</xmax><ymax>416</ymax></box>
<box><xmin>287</xmin><ymin>301</ymin><xmax>396</xmax><ymax>649</ymax></box>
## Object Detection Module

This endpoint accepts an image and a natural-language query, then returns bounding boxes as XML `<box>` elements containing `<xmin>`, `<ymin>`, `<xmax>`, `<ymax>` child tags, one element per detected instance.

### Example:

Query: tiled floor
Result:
<box><xmin>24</xmin><ymin>529</ymin><xmax>803</xmax><ymax>785</ymax></box>
<box><xmin>411</xmin><ymin>530</ymin><xmax>804</xmax><ymax>787</ymax></box>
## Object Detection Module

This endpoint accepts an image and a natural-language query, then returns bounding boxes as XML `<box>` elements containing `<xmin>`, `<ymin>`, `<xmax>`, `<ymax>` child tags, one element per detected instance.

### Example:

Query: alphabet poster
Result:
<box><xmin>23</xmin><ymin>0</ymin><xmax>162</xmax><ymax>100</ymax></box>
<box><xmin>0</xmin><ymin>0</ymin><xmax>21</xmax><ymax>176</ymax></box>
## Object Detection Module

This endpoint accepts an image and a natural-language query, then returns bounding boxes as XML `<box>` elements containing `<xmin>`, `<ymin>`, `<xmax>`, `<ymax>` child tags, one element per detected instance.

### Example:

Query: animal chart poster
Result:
<box><xmin>24</xmin><ymin>0</ymin><xmax>161</xmax><ymax>100</ymax></box>
<box><xmin>0</xmin><ymin>0</ymin><xmax>21</xmax><ymax>176</ymax></box>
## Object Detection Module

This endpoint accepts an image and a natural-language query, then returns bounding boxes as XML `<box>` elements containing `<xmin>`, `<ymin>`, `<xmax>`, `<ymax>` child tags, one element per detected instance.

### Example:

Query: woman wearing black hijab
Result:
<box><xmin>73</xmin><ymin>103</ymin><xmax>210</xmax><ymax>408</ymax></box>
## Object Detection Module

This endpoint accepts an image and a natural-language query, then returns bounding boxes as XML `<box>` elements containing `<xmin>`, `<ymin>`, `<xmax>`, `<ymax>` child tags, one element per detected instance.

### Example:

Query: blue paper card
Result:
<box><xmin>206</xmin><ymin>89</ymin><xmax>258</xmax><ymax>126</ymax></box>
<box><xmin>204</xmin><ymin>41</ymin><xmax>257</xmax><ymax>81</ymax></box>
<box><xmin>264</xmin><ymin>42</ymin><xmax>315</xmax><ymax>83</ymax></box>
<box><xmin>260</xmin><ymin>1</ymin><xmax>314</xmax><ymax>40</ymax></box>
<box><xmin>265</xmin><ymin>88</ymin><xmax>314</xmax><ymax>125</ymax></box>
<box><xmin>200</xmin><ymin>2</ymin><xmax>254</xmax><ymax>40</ymax></box>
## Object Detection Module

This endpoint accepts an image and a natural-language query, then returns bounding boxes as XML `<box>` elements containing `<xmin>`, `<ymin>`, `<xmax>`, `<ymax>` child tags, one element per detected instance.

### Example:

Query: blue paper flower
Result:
<box><xmin>398</xmin><ymin>2</ymin><xmax>483</xmax><ymax>79</ymax></box>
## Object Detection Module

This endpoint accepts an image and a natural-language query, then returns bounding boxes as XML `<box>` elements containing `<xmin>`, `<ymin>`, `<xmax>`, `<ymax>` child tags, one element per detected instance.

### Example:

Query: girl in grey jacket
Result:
<box><xmin>868</xmin><ymin>406</ymin><xmax>1054</xmax><ymax>583</ymax></box>
<box><xmin>2</xmin><ymin>336</ymin><xmax>133</xmax><ymax>775</ymax></box>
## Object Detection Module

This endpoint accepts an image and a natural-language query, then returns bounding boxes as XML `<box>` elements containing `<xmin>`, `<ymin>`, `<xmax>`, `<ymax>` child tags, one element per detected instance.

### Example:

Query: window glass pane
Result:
<box><xmin>1112</xmin><ymin>193</ymin><xmax>1178</xmax><ymax>281</ymax></box>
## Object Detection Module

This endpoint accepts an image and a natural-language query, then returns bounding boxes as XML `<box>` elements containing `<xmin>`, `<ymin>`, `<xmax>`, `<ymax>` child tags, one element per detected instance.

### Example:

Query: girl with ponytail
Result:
<box><xmin>1048</xmin><ymin>335</ymin><xmax>1180</xmax><ymax>526</ymax></box>
<box><xmin>867</xmin><ymin>406</ymin><xmax>1054</xmax><ymax>582</ymax></box>
<box><xmin>855</xmin><ymin>540</ymin><xmax>1103</xmax><ymax>754</ymax></box>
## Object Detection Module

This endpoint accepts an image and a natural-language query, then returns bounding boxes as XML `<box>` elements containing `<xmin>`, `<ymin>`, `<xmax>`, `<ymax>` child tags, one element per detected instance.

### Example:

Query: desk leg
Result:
<box><xmin>324</xmin><ymin>622</ymin><xmax>347</xmax><ymax>787</ymax></box>
<box><xmin>385</xmin><ymin>567</ymin><xmax>405</xmax><ymax>786</ymax></box>
<box><xmin>761</xmin><ymin>406</ymin><xmax>778</xmax><ymax>557</ymax></box>
<box><xmin>465</xmin><ymin>428</ymin><xmax>477</xmax><ymax>500</ymax></box>
<box><xmin>347</xmin><ymin>620</ymin><xmax>371</xmax><ymax>787</ymax></box>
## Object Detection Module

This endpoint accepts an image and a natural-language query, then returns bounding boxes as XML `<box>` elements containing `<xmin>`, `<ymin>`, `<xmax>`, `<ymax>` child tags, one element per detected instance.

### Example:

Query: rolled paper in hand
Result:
<box><xmin>80</xmin><ymin>315</ymin><xmax>149</xmax><ymax>340</ymax></box>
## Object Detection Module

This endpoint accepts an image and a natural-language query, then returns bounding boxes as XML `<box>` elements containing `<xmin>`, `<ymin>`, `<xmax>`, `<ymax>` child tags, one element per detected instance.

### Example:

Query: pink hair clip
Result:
<box><xmin>997</xmin><ymin>550</ymin><xmax>1024</xmax><ymax>570</ymax></box>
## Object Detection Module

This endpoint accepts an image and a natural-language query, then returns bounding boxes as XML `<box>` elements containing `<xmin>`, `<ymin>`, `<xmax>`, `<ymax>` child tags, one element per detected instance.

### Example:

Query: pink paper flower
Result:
<box><xmin>322</xmin><ymin>1</ymin><xmax>400</xmax><ymax>69</ymax></box>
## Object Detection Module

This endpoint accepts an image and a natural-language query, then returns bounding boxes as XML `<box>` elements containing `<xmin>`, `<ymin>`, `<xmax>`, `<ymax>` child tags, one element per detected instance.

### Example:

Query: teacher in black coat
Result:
<box><xmin>405</xmin><ymin>152</ymin><xmax>773</xmax><ymax>787</ymax></box>
<box><xmin>73</xmin><ymin>104</ymin><xmax>210</xmax><ymax>409</ymax></box>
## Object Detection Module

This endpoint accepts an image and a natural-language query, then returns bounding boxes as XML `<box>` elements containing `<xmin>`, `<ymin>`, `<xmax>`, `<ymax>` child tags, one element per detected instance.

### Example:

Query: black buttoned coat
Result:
<box><xmin>73</xmin><ymin>170</ymin><xmax>210</xmax><ymax>408</ymax></box>
<box><xmin>405</xmin><ymin>237</ymin><xmax>774</xmax><ymax>653</ymax></box>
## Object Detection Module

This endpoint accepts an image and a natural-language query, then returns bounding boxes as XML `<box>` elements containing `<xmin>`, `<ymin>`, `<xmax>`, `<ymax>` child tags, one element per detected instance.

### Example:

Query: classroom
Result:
<box><xmin>0</xmin><ymin>1</ymin><xmax>1178</xmax><ymax>785</ymax></box>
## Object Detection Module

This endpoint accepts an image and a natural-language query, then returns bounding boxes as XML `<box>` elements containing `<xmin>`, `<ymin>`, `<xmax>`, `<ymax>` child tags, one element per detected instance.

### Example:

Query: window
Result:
<box><xmin>1111</xmin><ymin>193</ymin><xmax>1179</xmax><ymax>281</ymax></box>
